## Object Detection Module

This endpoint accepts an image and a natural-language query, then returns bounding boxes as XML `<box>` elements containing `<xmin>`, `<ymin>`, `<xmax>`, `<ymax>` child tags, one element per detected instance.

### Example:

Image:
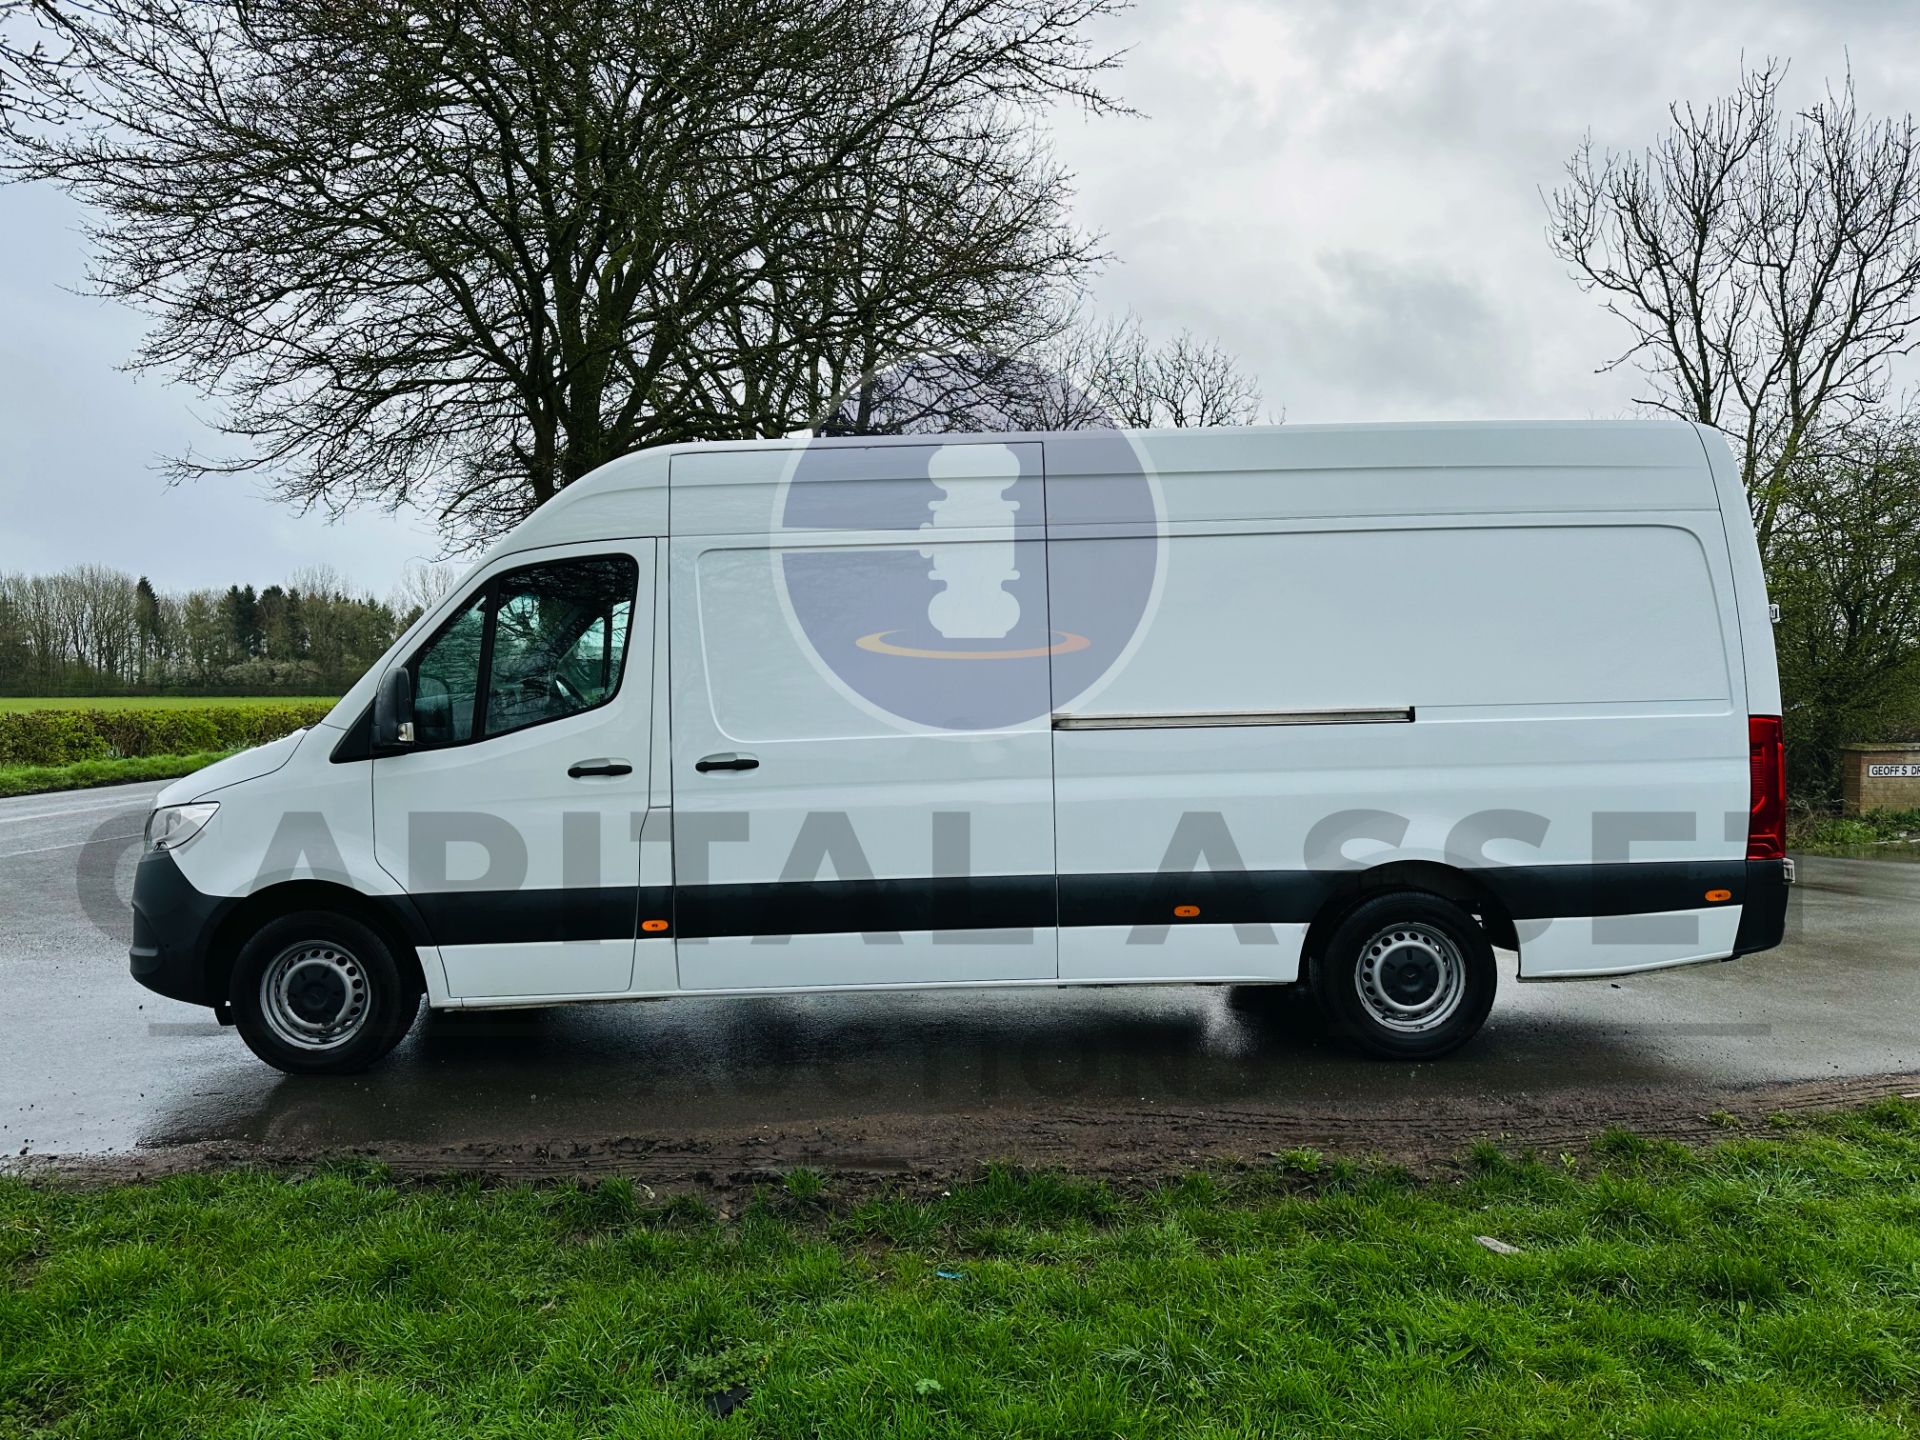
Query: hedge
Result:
<box><xmin>0</xmin><ymin>702</ymin><xmax>336</xmax><ymax>768</ymax></box>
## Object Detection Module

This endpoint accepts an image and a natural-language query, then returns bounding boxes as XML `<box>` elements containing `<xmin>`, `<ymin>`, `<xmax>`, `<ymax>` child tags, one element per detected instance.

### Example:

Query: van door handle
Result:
<box><xmin>695</xmin><ymin>752</ymin><xmax>759</xmax><ymax>773</ymax></box>
<box><xmin>567</xmin><ymin>759</ymin><xmax>633</xmax><ymax>779</ymax></box>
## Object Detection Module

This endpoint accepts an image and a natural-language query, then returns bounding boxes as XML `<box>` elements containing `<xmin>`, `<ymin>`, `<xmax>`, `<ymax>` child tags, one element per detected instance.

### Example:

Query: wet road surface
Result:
<box><xmin>3</xmin><ymin>780</ymin><xmax>1918</xmax><ymax>1167</ymax></box>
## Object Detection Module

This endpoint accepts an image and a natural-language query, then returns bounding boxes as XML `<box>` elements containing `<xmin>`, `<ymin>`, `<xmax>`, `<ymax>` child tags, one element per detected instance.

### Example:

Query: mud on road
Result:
<box><xmin>27</xmin><ymin>1070</ymin><xmax>1920</xmax><ymax>1201</ymax></box>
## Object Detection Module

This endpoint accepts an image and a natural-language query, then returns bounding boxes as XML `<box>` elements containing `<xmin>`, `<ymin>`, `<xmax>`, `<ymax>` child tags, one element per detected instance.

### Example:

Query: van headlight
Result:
<box><xmin>145</xmin><ymin>802</ymin><xmax>219</xmax><ymax>853</ymax></box>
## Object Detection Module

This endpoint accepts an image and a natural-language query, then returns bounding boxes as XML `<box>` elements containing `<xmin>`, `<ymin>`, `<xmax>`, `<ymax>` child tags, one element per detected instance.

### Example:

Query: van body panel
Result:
<box><xmin>1052</xmin><ymin>522</ymin><xmax>1734</xmax><ymax>713</ymax></box>
<box><xmin>1517</xmin><ymin>905</ymin><xmax>1744</xmax><ymax>979</ymax></box>
<box><xmin>162</xmin><ymin>728</ymin><xmax>306</xmax><ymax>801</ymax></box>
<box><xmin>669</xmin><ymin>442</ymin><xmax>1045</xmax><ymax>537</ymax></box>
<box><xmin>166</xmin><ymin>724</ymin><xmax>389</xmax><ymax>905</ymax></box>
<box><xmin>1060</xmin><ymin>924</ymin><xmax>1309</xmax><ymax>983</ymax></box>
<box><xmin>1051</xmin><ymin>421</ymin><xmax>1720</xmax><ymax>530</ymax></box>
<box><xmin>490</xmin><ymin>447</ymin><xmax>671</xmax><ymax>555</ymax></box>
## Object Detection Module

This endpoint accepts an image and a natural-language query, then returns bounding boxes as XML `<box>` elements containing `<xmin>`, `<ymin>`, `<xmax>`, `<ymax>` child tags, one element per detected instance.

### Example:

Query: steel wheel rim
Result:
<box><xmin>260</xmin><ymin>941</ymin><xmax>369</xmax><ymax>1051</ymax></box>
<box><xmin>1353</xmin><ymin>923</ymin><xmax>1466</xmax><ymax>1034</ymax></box>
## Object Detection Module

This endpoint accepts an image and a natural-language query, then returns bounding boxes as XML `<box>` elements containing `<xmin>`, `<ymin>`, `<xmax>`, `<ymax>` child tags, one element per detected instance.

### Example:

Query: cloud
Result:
<box><xmin>1269</xmin><ymin>250</ymin><xmax>1509</xmax><ymax>413</ymax></box>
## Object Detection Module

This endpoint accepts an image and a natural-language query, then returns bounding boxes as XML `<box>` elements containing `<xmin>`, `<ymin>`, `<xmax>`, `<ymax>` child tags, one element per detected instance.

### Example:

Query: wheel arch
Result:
<box><xmin>206</xmin><ymin>881</ymin><xmax>428</xmax><ymax>1002</ymax></box>
<box><xmin>1301</xmin><ymin>860</ymin><xmax>1520</xmax><ymax>966</ymax></box>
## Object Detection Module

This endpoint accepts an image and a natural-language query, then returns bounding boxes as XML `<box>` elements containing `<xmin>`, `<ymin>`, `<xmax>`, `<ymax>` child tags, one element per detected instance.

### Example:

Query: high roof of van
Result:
<box><xmin>493</xmin><ymin>419</ymin><xmax>1729</xmax><ymax>559</ymax></box>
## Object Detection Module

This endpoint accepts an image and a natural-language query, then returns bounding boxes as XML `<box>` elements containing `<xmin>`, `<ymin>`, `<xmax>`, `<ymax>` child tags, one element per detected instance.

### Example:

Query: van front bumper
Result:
<box><xmin>129</xmin><ymin>849</ymin><xmax>235</xmax><ymax>1008</ymax></box>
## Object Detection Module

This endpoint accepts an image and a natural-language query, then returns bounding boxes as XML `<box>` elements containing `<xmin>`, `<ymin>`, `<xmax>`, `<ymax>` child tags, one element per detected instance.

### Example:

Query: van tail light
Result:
<box><xmin>1747</xmin><ymin>715</ymin><xmax>1786</xmax><ymax>861</ymax></box>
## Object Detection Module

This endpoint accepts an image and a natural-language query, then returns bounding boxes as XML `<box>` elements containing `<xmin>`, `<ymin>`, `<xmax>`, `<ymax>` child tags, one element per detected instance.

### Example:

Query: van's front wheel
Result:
<box><xmin>230</xmin><ymin>911</ymin><xmax>419</xmax><ymax>1075</ymax></box>
<box><xmin>1309</xmin><ymin>893</ymin><xmax>1495</xmax><ymax>1060</ymax></box>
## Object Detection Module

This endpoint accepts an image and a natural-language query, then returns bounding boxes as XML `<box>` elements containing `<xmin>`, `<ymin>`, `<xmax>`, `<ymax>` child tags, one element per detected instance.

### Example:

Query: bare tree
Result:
<box><xmin>1070</xmin><ymin>313</ymin><xmax>1263</xmax><ymax>428</ymax></box>
<box><xmin>390</xmin><ymin>561</ymin><xmax>460</xmax><ymax>627</ymax></box>
<box><xmin>0</xmin><ymin>0</ymin><xmax>77</xmax><ymax>131</ymax></box>
<box><xmin>287</xmin><ymin>565</ymin><xmax>352</xmax><ymax>605</ymax></box>
<box><xmin>1547</xmin><ymin>61</ymin><xmax>1920</xmax><ymax>559</ymax></box>
<box><xmin>5</xmin><ymin>0</ymin><xmax>1125</xmax><ymax>547</ymax></box>
<box><xmin>820</xmin><ymin>310</ymin><xmax>1264</xmax><ymax>434</ymax></box>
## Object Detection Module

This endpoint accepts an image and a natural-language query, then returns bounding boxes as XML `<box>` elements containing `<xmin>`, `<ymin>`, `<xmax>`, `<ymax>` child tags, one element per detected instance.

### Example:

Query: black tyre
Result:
<box><xmin>229</xmin><ymin>910</ymin><xmax>419</xmax><ymax>1075</ymax></box>
<box><xmin>1308</xmin><ymin>892</ymin><xmax>1496</xmax><ymax>1060</ymax></box>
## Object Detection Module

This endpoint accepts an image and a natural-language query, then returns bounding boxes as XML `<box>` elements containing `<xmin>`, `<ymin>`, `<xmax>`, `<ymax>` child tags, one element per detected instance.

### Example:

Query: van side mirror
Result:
<box><xmin>373</xmin><ymin>667</ymin><xmax>415</xmax><ymax>750</ymax></box>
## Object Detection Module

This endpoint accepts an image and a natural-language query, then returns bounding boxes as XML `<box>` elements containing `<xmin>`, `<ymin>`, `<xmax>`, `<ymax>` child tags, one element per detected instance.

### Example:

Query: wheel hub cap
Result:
<box><xmin>260</xmin><ymin>943</ymin><xmax>369</xmax><ymax>1051</ymax></box>
<box><xmin>1354</xmin><ymin>924</ymin><xmax>1466</xmax><ymax>1034</ymax></box>
<box><xmin>1380</xmin><ymin>945</ymin><xmax>1441</xmax><ymax>1004</ymax></box>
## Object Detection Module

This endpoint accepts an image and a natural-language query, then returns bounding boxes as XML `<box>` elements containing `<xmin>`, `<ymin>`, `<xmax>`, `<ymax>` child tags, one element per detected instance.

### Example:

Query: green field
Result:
<box><xmin>4</xmin><ymin>1102</ymin><xmax>1919</xmax><ymax>1437</ymax></box>
<box><xmin>0</xmin><ymin>695</ymin><xmax>336</xmax><ymax>713</ymax></box>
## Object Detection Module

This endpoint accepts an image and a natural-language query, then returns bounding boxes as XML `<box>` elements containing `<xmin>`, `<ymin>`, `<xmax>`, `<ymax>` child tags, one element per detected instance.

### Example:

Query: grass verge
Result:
<box><xmin>0</xmin><ymin>696</ymin><xmax>336</xmax><ymax>713</ymax></box>
<box><xmin>6</xmin><ymin>1101</ymin><xmax>1920</xmax><ymax>1436</ymax></box>
<box><xmin>0</xmin><ymin>750</ymin><xmax>229</xmax><ymax>799</ymax></box>
<box><xmin>1792</xmin><ymin>807</ymin><xmax>1920</xmax><ymax>856</ymax></box>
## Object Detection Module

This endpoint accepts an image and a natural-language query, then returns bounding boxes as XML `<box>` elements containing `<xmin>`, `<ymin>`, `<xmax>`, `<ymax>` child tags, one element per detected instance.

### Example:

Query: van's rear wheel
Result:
<box><xmin>230</xmin><ymin>911</ymin><xmax>419</xmax><ymax>1075</ymax></box>
<box><xmin>1309</xmin><ymin>893</ymin><xmax>1495</xmax><ymax>1060</ymax></box>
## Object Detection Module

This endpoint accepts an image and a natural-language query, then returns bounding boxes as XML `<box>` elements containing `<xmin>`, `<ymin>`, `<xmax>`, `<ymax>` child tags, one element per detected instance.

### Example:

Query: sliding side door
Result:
<box><xmin>668</xmin><ymin>440</ymin><xmax>1058</xmax><ymax>989</ymax></box>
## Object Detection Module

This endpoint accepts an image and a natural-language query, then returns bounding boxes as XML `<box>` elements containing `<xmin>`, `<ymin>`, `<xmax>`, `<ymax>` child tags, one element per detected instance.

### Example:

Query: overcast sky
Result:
<box><xmin>3</xmin><ymin>0</ymin><xmax>1917</xmax><ymax>594</ymax></box>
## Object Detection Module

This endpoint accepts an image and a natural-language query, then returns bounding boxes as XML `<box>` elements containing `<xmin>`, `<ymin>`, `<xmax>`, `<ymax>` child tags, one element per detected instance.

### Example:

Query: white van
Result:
<box><xmin>130</xmin><ymin>420</ymin><xmax>1790</xmax><ymax>1074</ymax></box>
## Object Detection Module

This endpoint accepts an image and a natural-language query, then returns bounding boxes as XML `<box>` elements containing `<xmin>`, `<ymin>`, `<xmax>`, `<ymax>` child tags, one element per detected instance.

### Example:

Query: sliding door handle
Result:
<box><xmin>567</xmin><ymin>759</ymin><xmax>633</xmax><ymax>778</ymax></box>
<box><xmin>695</xmin><ymin>752</ymin><xmax>759</xmax><ymax>773</ymax></box>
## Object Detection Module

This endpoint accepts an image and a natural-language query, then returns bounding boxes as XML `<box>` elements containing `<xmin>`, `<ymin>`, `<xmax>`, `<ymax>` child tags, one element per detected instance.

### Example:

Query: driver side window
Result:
<box><xmin>483</xmin><ymin>557</ymin><xmax>636</xmax><ymax>738</ymax></box>
<box><xmin>407</xmin><ymin>553</ymin><xmax>639</xmax><ymax>747</ymax></box>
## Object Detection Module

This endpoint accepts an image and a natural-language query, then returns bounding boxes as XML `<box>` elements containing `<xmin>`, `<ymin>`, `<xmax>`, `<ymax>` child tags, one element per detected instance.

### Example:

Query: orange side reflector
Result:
<box><xmin>1173</xmin><ymin>904</ymin><xmax>1200</xmax><ymax>918</ymax></box>
<box><xmin>641</xmin><ymin>918</ymin><xmax>670</xmax><ymax>933</ymax></box>
<box><xmin>1705</xmin><ymin>889</ymin><xmax>1732</xmax><ymax>903</ymax></box>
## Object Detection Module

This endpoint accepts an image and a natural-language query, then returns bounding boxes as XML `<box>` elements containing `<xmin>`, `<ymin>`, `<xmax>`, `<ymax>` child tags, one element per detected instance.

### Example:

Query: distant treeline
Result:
<box><xmin>0</xmin><ymin>564</ymin><xmax>448</xmax><ymax>697</ymax></box>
